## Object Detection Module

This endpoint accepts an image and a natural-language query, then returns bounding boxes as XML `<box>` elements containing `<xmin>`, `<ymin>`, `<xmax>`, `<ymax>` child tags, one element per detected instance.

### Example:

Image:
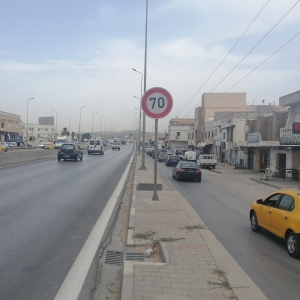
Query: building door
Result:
<box><xmin>278</xmin><ymin>154</ymin><xmax>286</xmax><ymax>170</ymax></box>
<box><xmin>260</xmin><ymin>149</ymin><xmax>269</xmax><ymax>170</ymax></box>
<box><xmin>248</xmin><ymin>149</ymin><xmax>254</xmax><ymax>170</ymax></box>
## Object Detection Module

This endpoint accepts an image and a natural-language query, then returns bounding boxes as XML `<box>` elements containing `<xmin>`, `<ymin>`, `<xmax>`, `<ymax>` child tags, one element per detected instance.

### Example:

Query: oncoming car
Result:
<box><xmin>112</xmin><ymin>143</ymin><xmax>121</xmax><ymax>150</ymax></box>
<box><xmin>58</xmin><ymin>142</ymin><xmax>83</xmax><ymax>162</ymax></box>
<box><xmin>250</xmin><ymin>190</ymin><xmax>300</xmax><ymax>258</ymax></box>
<box><xmin>172</xmin><ymin>161</ymin><xmax>202</xmax><ymax>182</ymax></box>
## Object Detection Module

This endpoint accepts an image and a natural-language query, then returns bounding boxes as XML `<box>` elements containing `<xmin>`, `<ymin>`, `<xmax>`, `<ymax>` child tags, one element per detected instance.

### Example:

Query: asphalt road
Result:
<box><xmin>0</xmin><ymin>144</ymin><xmax>134</xmax><ymax>300</ymax></box>
<box><xmin>153</xmin><ymin>158</ymin><xmax>300</xmax><ymax>300</ymax></box>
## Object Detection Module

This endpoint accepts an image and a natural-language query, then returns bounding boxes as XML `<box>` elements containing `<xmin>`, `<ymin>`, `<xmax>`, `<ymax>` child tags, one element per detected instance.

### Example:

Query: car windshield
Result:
<box><xmin>96</xmin><ymin>141</ymin><xmax>101</xmax><ymax>145</ymax></box>
<box><xmin>181</xmin><ymin>162</ymin><xmax>198</xmax><ymax>168</ymax></box>
<box><xmin>61</xmin><ymin>144</ymin><xmax>74</xmax><ymax>150</ymax></box>
<box><xmin>89</xmin><ymin>140</ymin><xmax>95</xmax><ymax>145</ymax></box>
<box><xmin>169</xmin><ymin>156</ymin><xmax>178</xmax><ymax>160</ymax></box>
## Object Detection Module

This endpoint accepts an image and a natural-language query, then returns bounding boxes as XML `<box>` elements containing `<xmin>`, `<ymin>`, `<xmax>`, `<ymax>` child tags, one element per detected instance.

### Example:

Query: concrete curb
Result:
<box><xmin>250</xmin><ymin>178</ymin><xmax>281</xmax><ymax>189</ymax></box>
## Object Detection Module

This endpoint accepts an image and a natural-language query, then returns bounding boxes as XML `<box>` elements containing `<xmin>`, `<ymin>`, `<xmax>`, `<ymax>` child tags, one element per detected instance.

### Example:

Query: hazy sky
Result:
<box><xmin>1</xmin><ymin>0</ymin><xmax>300</xmax><ymax>134</ymax></box>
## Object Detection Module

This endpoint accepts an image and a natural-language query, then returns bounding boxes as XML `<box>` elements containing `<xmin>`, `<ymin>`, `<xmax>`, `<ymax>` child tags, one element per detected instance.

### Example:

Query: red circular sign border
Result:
<box><xmin>142</xmin><ymin>87</ymin><xmax>173</xmax><ymax>119</ymax></box>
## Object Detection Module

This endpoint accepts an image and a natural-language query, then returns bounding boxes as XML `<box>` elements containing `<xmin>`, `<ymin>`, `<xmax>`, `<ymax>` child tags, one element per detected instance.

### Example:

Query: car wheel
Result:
<box><xmin>75</xmin><ymin>155</ymin><xmax>78</xmax><ymax>162</ymax></box>
<box><xmin>197</xmin><ymin>178</ymin><xmax>201</xmax><ymax>182</ymax></box>
<box><xmin>58</xmin><ymin>158</ymin><xmax>61</xmax><ymax>161</ymax></box>
<box><xmin>250</xmin><ymin>212</ymin><xmax>261</xmax><ymax>233</ymax></box>
<box><xmin>5</xmin><ymin>148</ymin><xmax>8</xmax><ymax>152</ymax></box>
<box><xmin>286</xmin><ymin>231</ymin><xmax>300</xmax><ymax>258</ymax></box>
<box><xmin>213</xmin><ymin>166</ymin><xmax>216</xmax><ymax>169</ymax></box>
<box><xmin>64</xmin><ymin>159</ymin><xmax>66</xmax><ymax>161</ymax></box>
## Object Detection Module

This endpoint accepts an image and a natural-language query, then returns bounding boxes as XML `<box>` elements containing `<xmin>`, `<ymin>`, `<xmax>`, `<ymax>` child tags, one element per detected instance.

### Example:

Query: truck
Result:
<box><xmin>184</xmin><ymin>150</ymin><xmax>197</xmax><ymax>163</ymax></box>
<box><xmin>54</xmin><ymin>136</ymin><xmax>70</xmax><ymax>149</ymax></box>
<box><xmin>198</xmin><ymin>154</ymin><xmax>217</xmax><ymax>169</ymax></box>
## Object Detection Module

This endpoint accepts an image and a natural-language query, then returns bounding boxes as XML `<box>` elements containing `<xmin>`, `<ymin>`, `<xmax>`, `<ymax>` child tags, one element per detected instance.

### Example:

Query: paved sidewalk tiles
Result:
<box><xmin>121</xmin><ymin>157</ymin><xmax>268</xmax><ymax>300</ymax></box>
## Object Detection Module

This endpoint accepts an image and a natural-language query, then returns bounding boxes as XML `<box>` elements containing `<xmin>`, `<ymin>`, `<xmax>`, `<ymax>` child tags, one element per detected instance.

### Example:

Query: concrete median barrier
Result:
<box><xmin>0</xmin><ymin>149</ymin><xmax>57</xmax><ymax>167</ymax></box>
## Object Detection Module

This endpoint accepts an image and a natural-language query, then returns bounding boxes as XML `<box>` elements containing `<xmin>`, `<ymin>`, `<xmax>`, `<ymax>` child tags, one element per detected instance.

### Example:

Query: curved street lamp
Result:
<box><xmin>79</xmin><ymin>106</ymin><xmax>85</xmax><ymax>142</ymax></box>
<box><xmin>92</xmin><ymin>112</ymin><xmax>97</xmax><ymax>134</ymax></box>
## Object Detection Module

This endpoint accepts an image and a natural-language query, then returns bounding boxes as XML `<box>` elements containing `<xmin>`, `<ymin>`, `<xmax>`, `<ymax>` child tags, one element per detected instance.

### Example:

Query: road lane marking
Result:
<box><xmin>54</xmin><ymin>147</ymin><xmax>135</xmax><ymax>300</ymax></box>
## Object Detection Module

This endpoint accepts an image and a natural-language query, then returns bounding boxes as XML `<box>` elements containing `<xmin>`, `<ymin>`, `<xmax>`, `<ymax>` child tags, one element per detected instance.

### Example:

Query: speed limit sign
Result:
<box><xmin>141</xmin><ymin>87</ymin><xmax>173</xmax><ymax>119</ymax></box>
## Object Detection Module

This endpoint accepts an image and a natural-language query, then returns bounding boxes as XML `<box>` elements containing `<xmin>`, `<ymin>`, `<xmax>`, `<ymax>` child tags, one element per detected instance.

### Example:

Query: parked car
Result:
<box><xmin>0</xmin><ymin>142</ymin><xmax>8</xmax><ymax>152</ymax></box>
<box><xmin>44</xmin><ymin>144</ymin><xmax>54</xmax><ymax>150</ymax></box>
<box><xmin>58</xmin><ymin>142</ymin><xmax>83</xmax><ymax>162</ymax></box>
<box><xmin>88</xmin><ymin>139</ymin><xmax>105</xmax><ymax>155</ymax></box>
<box><xmin>112</xmin><ymin>143</ymin><xmax>121</xmax><ymax>150</ymax></box>
<box><xmin>158</xmin><ymin>151</ymin><xmax>169</xmax><ymax>162</ymax></box>
<box><xmin>250</xmin><ymin>190</ymin><xmax>300</xmax><ymax>258</ymax></box>
<box><xmin>8</xmin><ymin>142</ymin><xmax>17</xmax><ymax>147</ymax></box>
<box><xmin>199</xmin><ymin>154</ymin><xmax>217</xmax><ymax>169</ymax></box>
<box><xmin>165</xmin><ymin>155</ymin><xmax>180</xmax><ymax>166</ymax></box>
<box><xmin>172</xmin><ymin>161</ymin><xmax>202</xmax><ymax>182</ymax></box>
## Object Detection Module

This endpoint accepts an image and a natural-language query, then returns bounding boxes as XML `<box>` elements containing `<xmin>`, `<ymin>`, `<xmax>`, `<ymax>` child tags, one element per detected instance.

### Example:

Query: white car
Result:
<box><xmin>112</xmin><ymin>143</ymin><xmax>121</xmax><ymax>150</ymax></box>
<box><xmin>0</xmin><ymin>142</ymin><xmax>8</xmax><ymax>152</ymax></box>
<box><xmin>88</xmin><ymin>139</ymin><xmax>105</xmax><ymax>155</ymax></box>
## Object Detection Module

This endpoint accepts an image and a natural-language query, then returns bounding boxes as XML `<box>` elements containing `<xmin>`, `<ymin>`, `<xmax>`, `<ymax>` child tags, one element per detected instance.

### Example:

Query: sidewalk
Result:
<box><xmin>120</xmin><ymin>156</ymin><xmax>270</xmax><ymax>300</ymax></box>
<box><xmin>212</xmin><ymin>163</ymin><xmax>300</xmax><ymax>190</ymax></box>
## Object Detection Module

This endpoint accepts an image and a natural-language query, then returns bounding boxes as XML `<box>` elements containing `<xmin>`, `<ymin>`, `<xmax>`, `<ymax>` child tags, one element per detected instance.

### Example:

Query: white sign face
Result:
<box><xmin>142</xmin><ymin>87</ymin><xmax>173</xmax><ymax>119</ymax></box>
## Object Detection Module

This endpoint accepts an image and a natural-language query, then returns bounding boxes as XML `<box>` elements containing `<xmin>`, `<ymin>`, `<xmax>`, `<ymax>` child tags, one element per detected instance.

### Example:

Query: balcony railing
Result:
<box><xmin>280</xmin><ymin>128</ymin><xmax>292</xmax><ymax>137</ymax></box>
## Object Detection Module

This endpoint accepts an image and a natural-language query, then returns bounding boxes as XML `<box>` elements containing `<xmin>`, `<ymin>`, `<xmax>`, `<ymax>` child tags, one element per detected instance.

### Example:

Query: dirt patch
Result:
<box><xmin>106</xmin><ymin>278</ymin><xmax>121</xmax><ymax>300</ymax></box>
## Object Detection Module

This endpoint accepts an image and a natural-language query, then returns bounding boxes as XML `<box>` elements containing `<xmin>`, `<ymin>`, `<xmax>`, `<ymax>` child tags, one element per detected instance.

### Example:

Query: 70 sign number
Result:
<box><xmin>149</xmin><ymin>97</ymin><xmax>165</xmax><ymax>109</ymax></box>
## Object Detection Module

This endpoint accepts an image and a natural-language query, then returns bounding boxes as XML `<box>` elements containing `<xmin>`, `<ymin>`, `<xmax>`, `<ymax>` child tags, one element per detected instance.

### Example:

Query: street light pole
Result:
<box><xmin>92</xmin><ymin>112</ymin><xmax>97</xmax><ymax>134</ymax></box>
<box><xmin>66</xmin><ymin>116</ymin><xmax>71</xmax><ymax>139</ymax></box>
<box><xmin>105</xmin><ymin>118</ymin><xmax>109</xmax><ymax>138</ymax></box>
<box><xmin>79</xmin><ymin>106</ymin><xmax>85</xmax><ymax>142</ymax></box>
<box><xmin>100</xmin><ymin>116</ymin><xmax>105</xmax><ymax>136</ymax></box>
<box><xmin>26</xmin><ymin>98</ymin><xmax>34</xmax><ymax>144</ymax></box>
<box><xmin>51</xmin><ymin>109</ymin><xmax>57</xmax><ymax>136</ymax></box>
<box><xmin>133</xmin><ymin>96</ymin><xmax>142</xmax><ymax>155</ymax></box>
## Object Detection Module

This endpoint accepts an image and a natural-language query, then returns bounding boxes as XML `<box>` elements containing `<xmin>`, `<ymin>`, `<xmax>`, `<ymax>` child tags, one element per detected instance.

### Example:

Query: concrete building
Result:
<box><xmin>279</xmin><ymin>90</ymin><xmax>300</xmax><ymax>173</ymax></box>
<box><xmin>0</xmin><ymin>111</ymin><xmax>22</xmax><ymax>142</ymax></box>
<box><xmin>168</xmin><ymin>118</ymin><xmax>194</xmax><ymax>150</ymax></box>
<box><xmin>195</xmin><ymin>92</ymin><xmax>250</xmax><ymax>146</ymax></box>
<box><xmin>22</xmin><ymin>122</ymin><xmax>56</xmax><ymax>143</ymax></box>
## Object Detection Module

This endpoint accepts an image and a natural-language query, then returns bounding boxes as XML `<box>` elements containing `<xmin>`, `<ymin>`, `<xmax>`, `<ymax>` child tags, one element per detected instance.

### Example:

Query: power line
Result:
<box><xmin>188</xmin><ymin>0</ymin><xmax>300</xmax><ymax>112</ymax></box>
<box><xmin>175</xmin><ymin>0</ymin><xmax>270</xmax><ymax>117</ymax></box>
<box><xmin>185</xmin><ymin>29</ymin><xmax>300</xmax><ymax>117</ymax></box>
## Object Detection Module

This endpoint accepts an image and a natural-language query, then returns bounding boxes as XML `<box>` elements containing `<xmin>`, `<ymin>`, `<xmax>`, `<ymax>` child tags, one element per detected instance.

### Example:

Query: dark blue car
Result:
<box><xmin>165</xmin><ymin>155</ymin><xmax>180</xmax><ymax>166</ymax></box>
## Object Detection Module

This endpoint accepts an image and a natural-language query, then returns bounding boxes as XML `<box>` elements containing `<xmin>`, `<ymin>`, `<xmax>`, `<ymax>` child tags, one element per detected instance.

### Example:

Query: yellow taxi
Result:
<box><xmin>44</xmin><ymin>144</ymin><xmax>54</xmax><ymax>150</ymax></box>
<box><xmin>0</xmin><ymin>146</ymin><xmax>3</xmax><ymax>153</ymax></box>
<box><xmin>250</xmin><ymin>190</ymin><xmax>300</xmax><ymax>258</ymax></box>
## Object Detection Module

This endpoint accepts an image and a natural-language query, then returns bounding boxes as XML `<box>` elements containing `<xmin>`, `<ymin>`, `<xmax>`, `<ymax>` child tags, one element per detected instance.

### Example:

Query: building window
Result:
<box><xmin>1</xmin><ymin>122</ymin><xmax>4</xmax><ymax>129</ymax></box>
<box><xmin>205</xmin><ymin>132</ymin><xmax>207</xmax><ymax>139</ymax></box>
<box><xmin>176</xmin><ymin>132</ymin><xmax>180</xmax><ymax>137</ymax></box>
<box><xmin>223</xmin><ymin>133</ymin><xmax>225</xmax><ymax>139</ymax></box>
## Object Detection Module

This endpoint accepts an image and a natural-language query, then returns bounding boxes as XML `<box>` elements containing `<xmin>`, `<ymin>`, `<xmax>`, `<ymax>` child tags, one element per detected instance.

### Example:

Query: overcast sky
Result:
<box><xmin>1</xmin><ymin>0</ymin><xmax>300</xmax><ymax>134</ymax></box>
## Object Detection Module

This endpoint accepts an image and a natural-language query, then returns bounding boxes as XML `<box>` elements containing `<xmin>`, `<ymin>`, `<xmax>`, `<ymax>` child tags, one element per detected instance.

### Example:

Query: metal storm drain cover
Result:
<box><xmin>104</xmin><ymin>250</ymin><xmax>124</xmax><ymax>265</ymax></box>
<box><xmin>126</xmin><ymin>252</ymin><xmax>144</xmax><ymax>262</ymax></box>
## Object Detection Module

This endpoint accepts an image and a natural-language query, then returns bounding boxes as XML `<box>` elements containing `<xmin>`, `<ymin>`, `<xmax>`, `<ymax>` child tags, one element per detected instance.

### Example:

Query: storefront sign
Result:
<box><xmin>248</xmin><ymin>132</ymin><xmax>260</xmax><ymax>143</ymax></box>
<box><xmin>279</xmin><ymin>136</ymin><xmax>300</xmax><ymax>145</ymax></box>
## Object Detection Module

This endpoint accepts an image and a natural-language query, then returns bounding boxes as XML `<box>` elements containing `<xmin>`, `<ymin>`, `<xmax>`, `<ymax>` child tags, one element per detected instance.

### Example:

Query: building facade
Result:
<box><xmin>0</xmin><ymin>111</ymin><xmax>22</xmax><ymax>142</ymax></box>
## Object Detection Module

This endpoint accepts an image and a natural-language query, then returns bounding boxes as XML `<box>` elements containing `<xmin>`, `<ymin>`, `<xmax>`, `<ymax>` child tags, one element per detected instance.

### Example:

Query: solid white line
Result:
<box><xmin>54</xmin><ymin>149</ymin><xmax>135</xmax><ymax>300</ymax></box>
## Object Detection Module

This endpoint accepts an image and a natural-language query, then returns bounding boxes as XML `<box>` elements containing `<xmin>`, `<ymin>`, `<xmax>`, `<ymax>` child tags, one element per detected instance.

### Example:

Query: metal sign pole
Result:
<box><xmin>152</xmin><ymin>118</ymin><xmax>159</xmax><ymax>201</ymax></box>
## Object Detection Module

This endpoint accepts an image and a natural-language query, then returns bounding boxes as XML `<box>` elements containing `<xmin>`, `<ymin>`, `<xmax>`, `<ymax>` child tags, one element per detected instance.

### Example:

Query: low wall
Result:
<box><xmin>0</xmin><ymin>149</ymin><xmax>57</xmax><ymax>167</ymax></box>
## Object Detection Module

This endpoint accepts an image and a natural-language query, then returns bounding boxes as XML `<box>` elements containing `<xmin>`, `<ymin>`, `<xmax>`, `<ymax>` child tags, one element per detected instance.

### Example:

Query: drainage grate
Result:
<box><xmin>104</xmin><ymin>250</ymin><xmax>124</xmax><ymax>265</ymax></box>
<box><xmin>126</xmin><ymin>252</ymin><xmax>144</xmax><ymax>262</ymax></box>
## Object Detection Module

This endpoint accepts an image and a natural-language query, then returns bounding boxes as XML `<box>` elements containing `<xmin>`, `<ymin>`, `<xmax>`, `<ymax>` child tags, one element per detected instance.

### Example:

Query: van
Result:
<box><xmin>88</xmin><ymin>139</ymin><xmax>105</xmax><ymax>155</ymax></box>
